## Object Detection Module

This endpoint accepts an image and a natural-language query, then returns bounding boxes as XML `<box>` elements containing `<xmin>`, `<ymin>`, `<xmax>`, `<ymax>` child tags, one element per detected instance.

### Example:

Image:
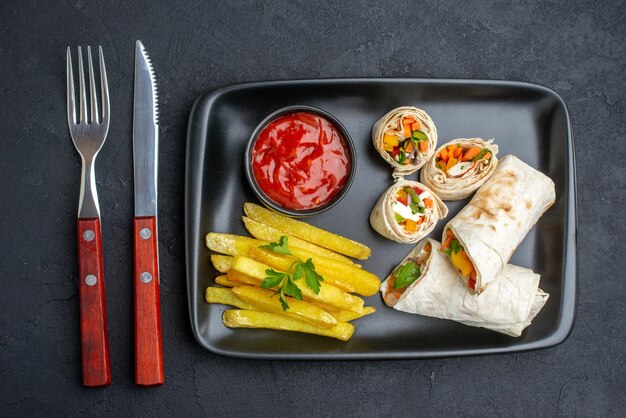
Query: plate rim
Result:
<box><xmin>185</xmin><ymin>77</ymin><xmax>577</xmax><ymax>360</ymax></box>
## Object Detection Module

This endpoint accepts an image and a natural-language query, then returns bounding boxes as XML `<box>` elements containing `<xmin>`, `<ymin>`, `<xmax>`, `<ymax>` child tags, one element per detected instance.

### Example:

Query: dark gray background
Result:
<box><xmin>0</xmin><ymin>0</ymin><xmax>623</xmax><ymax>416</ymax></box>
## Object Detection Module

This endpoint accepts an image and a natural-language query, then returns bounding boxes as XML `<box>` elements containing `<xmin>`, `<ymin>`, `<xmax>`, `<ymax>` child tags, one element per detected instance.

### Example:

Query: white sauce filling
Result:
<box><xmin>392</xmin><ymin>190</ymin><xmax>433</xmax><ymax>222</ymax></box>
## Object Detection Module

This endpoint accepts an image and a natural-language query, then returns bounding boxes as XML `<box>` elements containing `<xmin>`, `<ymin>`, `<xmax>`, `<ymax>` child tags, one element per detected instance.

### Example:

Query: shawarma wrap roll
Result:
<box><xmin>420</xmin><ymin>138</ymin><xmax>499</xmax><ymax>200</ymax></box>
<box><xmin>372</xmin><ymin>106</ymin><xmax>437</xmax><ymax>176</ymax></box>
<box><xmin>381</xmin><ymin>238</ymin><xmax>549</xmax><ymax>337</ymax></box>
<box><xmin>441</xmin><ymin>155</ymin><xmax>556</xmax><ymax>293</ymax></box>
<box><xmin>370</xmin><ymin>180</ymin><xmax>448</xmax><ymax>244</ymax></box>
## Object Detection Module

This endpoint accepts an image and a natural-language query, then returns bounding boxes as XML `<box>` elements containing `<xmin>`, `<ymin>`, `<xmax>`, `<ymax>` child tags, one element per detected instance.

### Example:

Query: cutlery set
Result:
<box><xmin>66</xmin><ymin>41</ymin><xmax>163</xmax><ymax>387</ymax></box>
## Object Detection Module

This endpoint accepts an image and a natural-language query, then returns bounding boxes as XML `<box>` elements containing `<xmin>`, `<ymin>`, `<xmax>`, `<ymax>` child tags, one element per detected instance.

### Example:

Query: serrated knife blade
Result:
<box><xmin>132</xmin><ymin>40</ymin><xmax>164</xmax><ymax>387</ymax></box>
<box><xmin>133</xmin><ymin>40</ymin><xmax>159</xmax><ymax>217</ymax></box>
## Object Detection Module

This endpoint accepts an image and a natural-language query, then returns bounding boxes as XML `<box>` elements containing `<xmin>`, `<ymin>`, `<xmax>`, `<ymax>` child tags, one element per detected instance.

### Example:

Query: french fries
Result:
<box><xmin>253</xmin><ymin>246</ymin><xmax>380</xmax><ymax>296</ymax></box>
<box><xmin>207</xmin><ymin>233</ymin><xmax>381</xmax><ymax>296</ymax></box>
<box><xmin>232</xmin><ymin>286</ymin><xmax>337</xmax><ymax>328</ymax></box>
<box><xmin>329</xmin><ymin>306</ymin><xmax>376</xmax><ymax>322</ymax></box>
<box><xmin>214</xmin><ymin>274</ymin><xmax>239</xmax><ymax>288</ymax></box>
<box><xmin>205</xmin><ymin>287</ymin><xmax>256</xmax><ymax>310</ymax></box>
<box><xmin>308</xmin><ymin>300</ymin><xmax>341</xmax><ymax>313</ymax></box>
<box><xmin>207</xmin><ymin>284</ymin><xmax>374</xmax><ymax>336</ymax></box>
<box><xmin>244</xmin><ymin>202</ymin><xmax>371</xmax><ymax>260</ymax></box>
<box><xmin>205</xmin><ymin>202</ymin><xmax>378</xmax><ymax>342</ymax></box>
<box><xmin>247</xmin><ymin>246</ymin><xmax>356</xmax><ymax>293</ymax></box>
<box><xmin>206</xmin><ymin>233</ymin><xmax>259</xmax><ymax>257</ymax></box>
<box><xmin>242</xmin><ymin>216</ymin><xmax>359</xmax><ymax>267</ymax></box>
<box><xmin>222</xmin><ymin>310</ymin><xmax>354</xmax><ymax>341</ymax></box>
<box><xmin>211</xmin><ymin>254</ymin><xmax>233</xmax><ymax>273</ymax></box>
<box><xmin>228</xmin><ymin>256</ymin><xmax>364</xmax><ymax>313</ymax></box>
<box><xmin>226</xmin><ymin>269</ymin><xmax>262</xmax><ymax>286</ymax></box>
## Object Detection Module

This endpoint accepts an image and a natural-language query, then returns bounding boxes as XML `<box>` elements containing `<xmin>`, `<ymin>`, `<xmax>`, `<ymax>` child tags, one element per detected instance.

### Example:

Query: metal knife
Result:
<box><xmin>132</xmin><ymin>40</ymin><xmax>164</xmax><ymax>386</ymax></box>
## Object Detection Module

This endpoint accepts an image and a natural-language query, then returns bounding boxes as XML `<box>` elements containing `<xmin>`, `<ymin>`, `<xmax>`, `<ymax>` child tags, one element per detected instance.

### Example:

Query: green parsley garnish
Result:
<box><xmin>259</xmin><ymin>236</ymin><xmax>324</xmax><ymax>311</ymax></box>
<box><xmin>443</xmin><ymin>239</ymin><xmax>463</xmax><ymax>256</ymax></box>
<box><xmin>392</xmin><ymin>261</ymin><xmax>421</xmax><ymax>289</ymax></box>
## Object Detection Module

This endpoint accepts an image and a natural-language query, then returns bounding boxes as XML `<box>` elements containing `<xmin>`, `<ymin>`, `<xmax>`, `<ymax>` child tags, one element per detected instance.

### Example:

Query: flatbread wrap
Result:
<box><xmin>372</xmin><ymin>106</ymin><xmax>437</xmax><ymax>176</ymax></box>
<box><xmin>381</xmin><ymin>238</ymin><xmax>549</xmax><ymax>337</ymax></box>
<box><xmin>370</xmin><ymin>180</ymin><xmax>448</xmax><ymax>244</ymax></box>
<box><xmin>441</xmin><ymin>155</ymin><xmax>556</xmax><ymax>292</ymax></box>
<box><xmin>420</xmin><ymin>138</ymin><xmax>499</xmax><ymax>200</ymax></box>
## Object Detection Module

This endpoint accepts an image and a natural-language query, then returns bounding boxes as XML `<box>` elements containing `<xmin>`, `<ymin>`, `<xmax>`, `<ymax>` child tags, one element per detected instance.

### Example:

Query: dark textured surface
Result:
<box><xmin>0</xmin><ymin>0</ymin><xmax>623</xmax><ymax>416</ymax></box>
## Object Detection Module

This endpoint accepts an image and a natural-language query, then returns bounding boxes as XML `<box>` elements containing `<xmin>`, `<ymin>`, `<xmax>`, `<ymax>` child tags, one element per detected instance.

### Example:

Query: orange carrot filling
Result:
<box><xmin>382</xmin><ymin>116</ymin><xmax>430</xmax><ymax>165</ymax></box>
<box><xmin>435</xmin><ymin>143</ymin><xmax>493</xmax><ymax>174</ymax></box>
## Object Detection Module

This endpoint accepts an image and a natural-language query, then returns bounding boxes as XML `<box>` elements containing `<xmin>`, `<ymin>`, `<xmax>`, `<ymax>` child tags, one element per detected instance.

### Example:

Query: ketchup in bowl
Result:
<box><xmin>249</xmin><ymin>110</ymin><xmax>353</xmax><ymax>213</ymax></box>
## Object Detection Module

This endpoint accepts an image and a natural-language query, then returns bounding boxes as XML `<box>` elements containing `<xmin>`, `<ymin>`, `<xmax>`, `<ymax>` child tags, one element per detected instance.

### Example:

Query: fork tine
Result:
<box><xmin>66</xmin><ymin>47</ymin><xmax>76</xmax><ymax>125</ymax></box>
<box><xmin>87</xmin><ymin>46</ymin><xmax>99</xmax><ymax>124</ymax></box>
<box><xmin>98</xmin><ymin>46</ymin><xmax>110</xmax><ymax>124</ymax></box>
<box><xmin>77</xmin><ymin>46</ymin><xmax>88</xmax><ymax>124</ymax></box>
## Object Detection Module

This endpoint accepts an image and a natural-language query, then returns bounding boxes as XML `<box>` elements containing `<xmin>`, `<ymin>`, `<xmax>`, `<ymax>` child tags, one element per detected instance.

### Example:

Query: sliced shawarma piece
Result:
<box><xmin>442</xmin><ymin>155</ymin><xmax>555</xmax><ymax>292</ymax></box>
<box><xmin>370</xmin><ymin>180</ymin><xmax>448</xmax><ymax>244</ymax></box>
<box><xmin>372</xmin><ymin>106</ymin><xmax>437</xmax><ymax>177</ymax></box>
<box><xmin>381</xmin><ymin>238</ymin><xmax>549</xmax><ymax>337</ymax></box>
<box><xmin>420</xmin><ymin>138</ymin><xmax>499</xmax><ymax>200</ymax></box>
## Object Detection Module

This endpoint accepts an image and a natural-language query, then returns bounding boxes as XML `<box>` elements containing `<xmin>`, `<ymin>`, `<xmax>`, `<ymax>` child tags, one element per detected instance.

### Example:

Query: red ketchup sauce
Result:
<box><xmin>251</xmin><ymin>112</ymin><xmax>351</xmax><ymax>211</ymax></box>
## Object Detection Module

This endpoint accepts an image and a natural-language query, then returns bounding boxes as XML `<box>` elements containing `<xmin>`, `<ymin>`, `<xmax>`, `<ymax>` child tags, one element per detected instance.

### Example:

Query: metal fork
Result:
<box><xmin>66</xmin><ymin>46</ymin><xmax>111</xmax><ymax>387</ymax></box>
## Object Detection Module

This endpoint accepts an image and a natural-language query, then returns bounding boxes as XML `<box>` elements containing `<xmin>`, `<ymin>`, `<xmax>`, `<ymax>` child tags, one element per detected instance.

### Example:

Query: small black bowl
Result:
<box><xmin>244</xmin><ymin>105</ymin><xmax>357</xmax><ymax>218</ymax></box>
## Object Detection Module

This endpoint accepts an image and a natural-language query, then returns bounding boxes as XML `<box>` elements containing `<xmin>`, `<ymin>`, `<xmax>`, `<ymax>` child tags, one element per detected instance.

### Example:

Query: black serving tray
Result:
<box><xmin>185</xmin><ymin>78</ymin><xmax>576</xmax><ymax>359</ymax></box>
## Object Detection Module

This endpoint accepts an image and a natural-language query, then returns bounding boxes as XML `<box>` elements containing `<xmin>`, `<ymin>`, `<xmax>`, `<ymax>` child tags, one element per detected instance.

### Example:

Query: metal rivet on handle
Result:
<box><xmin>85</xmin><ymin>274</ymin><xmax>97</xmax><ymax>286</ymax></box>
<box><xmin>141</xmin><ymin>272</ymin><xmax>152</xmax><ymax>284</ymax></box>
<box><xmin>140</xmin><ymin>228</ymin><xmax>151</xmax><ymax>240</ymax></box>
<box><xmin>83</xmin><ymin>230</ymin><xmax>95</xmax><ymax>241</ymax></box>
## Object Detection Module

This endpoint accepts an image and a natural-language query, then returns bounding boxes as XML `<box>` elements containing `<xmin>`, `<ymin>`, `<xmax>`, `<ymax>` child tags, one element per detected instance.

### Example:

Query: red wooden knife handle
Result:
<box><xmin>77</xmin><ymin>218</ymin><xmax>111</xmax><ymax>387</ymax></box>
<box><xmin>133</xmin><ymin>216</ymin><xmax>164</xmax><ymax>386</ymax></box>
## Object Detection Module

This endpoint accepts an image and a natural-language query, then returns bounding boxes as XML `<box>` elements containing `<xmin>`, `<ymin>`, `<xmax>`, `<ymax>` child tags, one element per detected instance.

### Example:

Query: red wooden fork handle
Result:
<box><xmin>77</xmin><ymin>218</ymin><xmax>111</xmax><ymax>387</ymax></box>
<box><xmin>133</xmin><ymin>216</ymin><xmax>164</xmax><ymax>386</ymax></box>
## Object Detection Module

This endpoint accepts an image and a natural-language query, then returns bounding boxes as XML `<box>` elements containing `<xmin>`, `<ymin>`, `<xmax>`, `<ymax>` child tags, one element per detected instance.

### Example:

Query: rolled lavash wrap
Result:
<box><xmin>441</xmin><ymin>155</ymin><xmax>556</xmax><ymax>293</ymax></box>
<box><xmin>420</xmin><ymin>138</ymin><xmax>499</xmax><ymax>200</ymax></box>
<box><xmin>372</xmin><ymin>106</ymin><xmax>437</xmax><ymax>176</ymax></box>
<box><xmin>381</xmin><ymin>238</ymin><xmax>549</xmax><ymax>337</ymax></box>
<box><xmin>370</xmin><ymin>180</ymin><xmax>448</xmax><ymax>244</ymax></box>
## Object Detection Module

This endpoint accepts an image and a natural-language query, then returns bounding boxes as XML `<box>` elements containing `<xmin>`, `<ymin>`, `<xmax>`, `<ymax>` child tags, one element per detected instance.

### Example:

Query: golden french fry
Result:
<box><xmin>247</xmin><ymin>247</ymin><xmax>356</xmax><ymax>293</ymax></box>
<box><xmin>232</xmin><ymin>286</ymin><xmax>337</xmax><ymax>329</ymax></box>
<box><xmin>205</xmin><ymin>287</ymin><xmax>256</xmax><ymax>310</ymax></box>
<box><xmin>211</xmin><ymin>254</ymin><xmax>233</xmax><ymax>273</ymax></box>
<box><xmin>222</xmin><ymin>309</ymin><xmax>354</xmax><ymax>341</ymax></box>
<box><xmin>206</xmin><ymin>233</ymin><xmax>260</xmax><ymax>256</ymax></box>
<box><xmin>214</xmin><ymin>274</ymin><xmax>240</xmax><ymax>288</ymax></box>
<box><xmin>243</xmin><ymin>202</ymin><xmax>371</xmax><ymax>260</ymax></box>
<box><xmin>242</xmin><ymin>216</ymin><xmax>359</xmax><ymax>267</ymax></box>
<box><xmin>226</xmin><ymin>269</ymin><xmax>262</xmax><ymax>286</ymax></box>
<box><xmin>329</xmin><ymin>306</ymin><xmax>376</xmax><ymax>322</ymax></box>
<box><xmin>229</xmin><ymin>256</ymin><xmax>364</xmax><ymax>313</ymax></box>
<box><xmin>308</xmin><ymin>300</ymin><xmax>341</xmax><ymax>313</ymax></box>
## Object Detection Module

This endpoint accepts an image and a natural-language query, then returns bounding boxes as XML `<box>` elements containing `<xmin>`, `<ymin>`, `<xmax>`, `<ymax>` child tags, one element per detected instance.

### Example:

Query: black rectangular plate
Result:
<box><xmin>185</xmin><ymin>78</ymin><xmax>576</xmax><ymax>359</ymax></box>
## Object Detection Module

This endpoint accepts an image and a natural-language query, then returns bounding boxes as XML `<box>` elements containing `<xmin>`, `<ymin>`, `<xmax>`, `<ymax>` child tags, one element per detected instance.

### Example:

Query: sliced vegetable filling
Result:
<box><xmin>382</xmin><ymin>116</ymin><xmax>430</xmax><ymax>165</ymax></box>
<box><xmin>435</xmin><ymin>143</ymin><xmax>492</xmax><ymax>176</ymax></box>
<box><xmin>392</xmin><ymin>185</ymin><xmax>435</xmax><ymax>233</ymax></box>
<box><xmin>383</xmin><ymin>243</ymin><xmax>432</xmax><ymax>305</ymax></box>
<box><xmin>441</xmin><ymin>229</ymin><xmax>477</xmax><ymax>290</ymax></box>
